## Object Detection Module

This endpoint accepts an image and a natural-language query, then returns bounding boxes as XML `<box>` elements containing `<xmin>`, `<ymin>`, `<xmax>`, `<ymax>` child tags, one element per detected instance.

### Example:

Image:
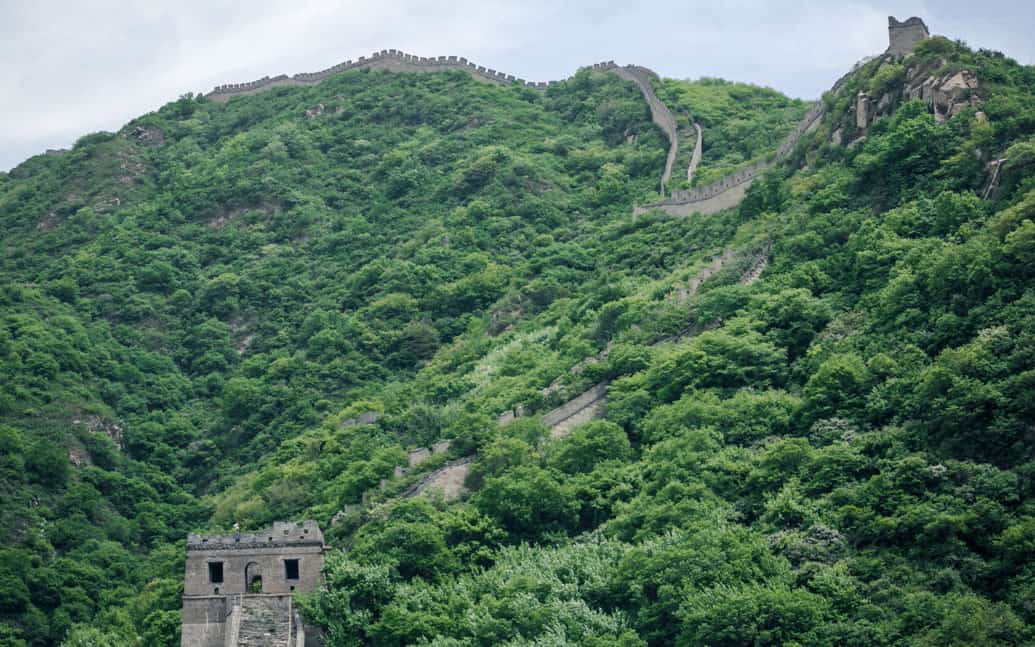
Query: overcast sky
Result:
<box><xmin>2</xmin><ymin>0</ymin><xmax>1032</xmax><ymax>172</ymax></box>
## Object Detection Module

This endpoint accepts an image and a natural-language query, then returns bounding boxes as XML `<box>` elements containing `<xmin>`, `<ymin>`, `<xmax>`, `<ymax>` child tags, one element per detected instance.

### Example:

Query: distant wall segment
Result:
<box><xmin>636</xmin><ymin>100</ymin><xmax>825</xmax><ymax>217</ymax></box>
<box><xmin>205</xmin><ymin>50</ymin><xmax>679</xmax><ymax>194</ymax></box>
<box><xmin>206</xmin><ymin>49</ymin><xmax>576</xmax><ymax>100</ymax></box>
<box><xmin>608</xmin><ymin>66</ymin><xmax>679</xmax><ymax>192</ymax></box>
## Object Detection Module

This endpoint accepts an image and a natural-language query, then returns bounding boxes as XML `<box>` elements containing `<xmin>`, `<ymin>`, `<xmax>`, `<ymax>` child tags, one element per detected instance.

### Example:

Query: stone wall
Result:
<box><xmin>636</xmin><ymin>98</ymin><xmax>825</xmax><ymax>217</ymax></box>
<box><xmin>687</xmin><ymin>122</ymin><xmax>703</xmax><ymax>182</ymax></box>
<box><xmin>207</xmin><ymin>49</ymin><xmax>615</xmax><ymax>102</ymax></box>
<box><xmin>609</xmin><ymin>65</ymin><xmax>680</xmax><ymax>192</ymax></box>
<box><xmin>205</xmin><ymin>50</ymin><xmax>679</xmax><ymax>195</ymax></box>
<box><xmin>181</xmin><ymin>521</ymin><xmax>326</xmax><ymax>647</ymax></box>
<box><xmin>888</xmin><ymin>16</ymin><xmax>929</xmax><ymax>56</ymax></box>
<box><xmin>540</xmin><ymin>382</ymin><xmax>610</xmax><ymax>437</ymax></box>
<box><xmin>401</xmin><ymin>457</ymin><xmax>474</xmax><ymax>500</ymax></box>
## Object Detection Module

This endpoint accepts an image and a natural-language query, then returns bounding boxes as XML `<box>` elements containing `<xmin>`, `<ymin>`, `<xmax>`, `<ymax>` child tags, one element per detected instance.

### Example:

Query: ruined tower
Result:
<box><xmin>180</xmin><ymin>520</ymin><xmax>326</xmax><ymax>647</ymax></box>
<box><xmin>888</xmin><ymin>16</ymin><xmax>930</xmax><ymax>56</ymax></box>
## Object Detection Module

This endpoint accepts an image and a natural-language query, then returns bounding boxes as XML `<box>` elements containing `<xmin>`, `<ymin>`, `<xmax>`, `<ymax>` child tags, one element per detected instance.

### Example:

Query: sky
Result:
<box><xmin>2</xmin><ymin>0</ymin><xmax>1033</xmax><ymax>172</ymax></box>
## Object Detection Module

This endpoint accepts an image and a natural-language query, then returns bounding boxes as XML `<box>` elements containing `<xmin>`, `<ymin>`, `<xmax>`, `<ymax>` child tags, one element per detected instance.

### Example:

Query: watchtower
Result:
<box><xmin>888</xmin><ymin>16</ymin><xmax>930</xmax><ymax>56</ymax></box>
<box><xmin>180</xmin><ymin>520</ymin><xmax>326</xmax><ymax>647</ymax></box>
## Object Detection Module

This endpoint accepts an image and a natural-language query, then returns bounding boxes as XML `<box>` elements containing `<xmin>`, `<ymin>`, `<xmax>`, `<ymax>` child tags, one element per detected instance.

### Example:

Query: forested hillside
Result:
<box><xmin>2</xmin><ymin>34</ymin><xmax>1035</xmax><ymax>647</ymax></box>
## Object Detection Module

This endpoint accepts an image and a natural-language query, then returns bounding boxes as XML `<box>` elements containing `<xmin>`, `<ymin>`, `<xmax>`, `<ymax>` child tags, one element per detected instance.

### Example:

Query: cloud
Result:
<box><xmin>1</xmin><ymin>0</ymin><xmax>1032</xmax><ymax>171</ymax></box>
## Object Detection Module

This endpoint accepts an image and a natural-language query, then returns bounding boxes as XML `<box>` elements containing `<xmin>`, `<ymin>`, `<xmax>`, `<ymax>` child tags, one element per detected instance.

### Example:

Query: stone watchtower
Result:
<box><xmin>888</xmin><ymin>16</ymin><xmax>930</xmax><ymax>56</ymax></box>
<box><xmin>181</xmin><ymin>520</ymin><xmax>326</xmax><ymax>647</ymax></box>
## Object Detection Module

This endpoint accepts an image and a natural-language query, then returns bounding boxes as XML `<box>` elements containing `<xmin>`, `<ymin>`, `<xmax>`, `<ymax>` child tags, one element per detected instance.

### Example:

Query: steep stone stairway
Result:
<box><xmin>237</xmin><ymin>596</ymin><xmax>294</xmax><ymax>647</ymax></box>
<box><xmin>504</xmin><ymin>244</ymin><xmax>773</xmax><ymax>439</ymax></box>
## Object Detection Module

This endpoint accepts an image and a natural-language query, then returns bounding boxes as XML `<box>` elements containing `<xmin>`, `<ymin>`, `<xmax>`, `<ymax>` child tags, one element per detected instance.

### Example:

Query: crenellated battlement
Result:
<box><xmin>187</xmin><ymin>520</ymin><xmax>323</xmax><ymax>551</ymax></box>
<box><xmin>205</xmin><ymin>49</ymin><xmax>624</xmax><ymax>102</ymax></box>
<box><xmin>204</xmin><ymin>50</ymin><xmax>678</xmax><ymax>192</ymax></box>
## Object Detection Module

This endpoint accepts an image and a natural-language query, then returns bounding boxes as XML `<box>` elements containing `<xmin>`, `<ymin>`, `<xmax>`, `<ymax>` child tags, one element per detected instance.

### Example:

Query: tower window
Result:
<box><xmin>208</xmin><ymin>562</ymin><xmax>224</xmax><ymax>584</ymax></box>
<box><xmin>284</xmin><ymin>559</ymin><xmax>300</xmax><ymax>580</ymax></box>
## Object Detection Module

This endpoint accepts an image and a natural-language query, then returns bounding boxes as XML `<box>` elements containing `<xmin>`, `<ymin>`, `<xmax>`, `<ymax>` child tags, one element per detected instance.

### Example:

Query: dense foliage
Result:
<box><xmin>2</xmin><ymin>36</ymin><xmax>1035</xmax><ymax>646</ymax></box>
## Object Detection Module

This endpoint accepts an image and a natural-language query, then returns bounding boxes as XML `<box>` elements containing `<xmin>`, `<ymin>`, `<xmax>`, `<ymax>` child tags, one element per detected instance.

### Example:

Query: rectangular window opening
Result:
<box><xmin>284</xmin><ymin>559</ymin><xmax>300</xmax><ymax>580</ymax></box>
<box><xmin>208</xmin><ymin>562</ymin><xmax>224</xmax><ymax>584</ymax></box>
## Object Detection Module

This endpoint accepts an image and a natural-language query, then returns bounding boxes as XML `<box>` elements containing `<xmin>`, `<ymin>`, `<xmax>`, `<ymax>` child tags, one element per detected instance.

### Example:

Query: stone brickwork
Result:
<box><xmin>180</xmin><ymin>521</ymin><xmax>325</xmax><ymax>647</ymax></box>
<box><xmin>888</xmin><ymin>16</ymin><xmax>929</xmax><ymax>56</ymax></box>
<box><xmin>540</xmin><ymin>382</ymin><xmax>610</xmax><ymax>437</ymax></box>
<box><xmin>687</xmin><ymin>122</ymin><xmax>703</xmax><ymax>182</ymax></box>
<box><xmin>207</xmin><ymin>50</ymin><xmax>614</xmax><ymax>101</ymax></box>
<box><xmin>608</xmin><ymin>65</ymin><xmax>680</xmax><ymax>192</ymax></box>
<box><xmin>633</xmin><ymin>16</ymin><xmax>904</xmax><ymax>218</ymax></box>
<box><xmin>401</xmin><ymin>457</ymin><xmax>474</xmax><ymax>500</ymax></box>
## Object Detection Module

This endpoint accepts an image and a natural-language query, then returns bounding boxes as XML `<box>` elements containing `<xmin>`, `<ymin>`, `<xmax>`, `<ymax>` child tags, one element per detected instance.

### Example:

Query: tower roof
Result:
<box><xmin>186</xmin><ymin>520</ymin><xmax>323</xmax><ymax>551</ymax></box>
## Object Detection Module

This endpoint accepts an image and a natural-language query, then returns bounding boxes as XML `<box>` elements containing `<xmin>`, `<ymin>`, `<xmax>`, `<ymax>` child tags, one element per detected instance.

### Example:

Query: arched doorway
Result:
<box><xmin>244</xmin><ymin>562</ymin><xmax>263</xmax><ymax>593</ymax></box>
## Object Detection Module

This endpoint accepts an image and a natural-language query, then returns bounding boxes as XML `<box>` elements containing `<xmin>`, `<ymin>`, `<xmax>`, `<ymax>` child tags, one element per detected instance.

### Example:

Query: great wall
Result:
<box><xmin>208</xmin><ymin>49</ymin><xmax>597</xmax><ymax>100</ymax></box>
<box><xmin>211</xmin><ymin>29</ymin><xmax>941</xmax><ymax>220</ymax></box>
<box><xmin>210</xmin><ymin>52</ymin><xmax>710</xmax><ymax>194</ymax></box>
<box><xmin>494</xmin><ymin>242</ymin><xmax>773</xmax><ymax>442</ymax></box>
<box><xmin>330</xmin><ymin>242</ymin><xmax>766</xmax><ymax>509</ymax></box>
<box><xmin>312</xmin><ymin>16</ymin><xmax>945</xmax><ymax>523</ymax></box>
<box><xmin>200</xmin><ymin>16</ymin><xmax>939</xmax><ymax>516</ymax></box>
<box><xmin>194</xmin><ymin>15</ymin><xmax>941</xmax><ymax>228</ymax></box>
<box><xmin>207</xmin><ymin>49</ymin><xmax>681</xmax><ymax>195</ymax></box>
<box><xmin>179</xmin><ymin>18</ymin><xmax>967</xmax><ymax>646</ymax></box>
<box><xmin>635</xmin><ymin>100</ymin><xmax>826</xmax><ymax>217</ymax></box>
<box><xmin>204</xmin><ymin>46</ymin><xmax>827</xmax><ymax>217</ymax></box>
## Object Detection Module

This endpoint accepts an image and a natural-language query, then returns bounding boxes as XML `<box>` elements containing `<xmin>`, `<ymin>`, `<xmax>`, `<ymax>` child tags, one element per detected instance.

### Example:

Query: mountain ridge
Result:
<box><xmin>2</xmin><ymin>13</ymin><xmax>1035</xmax><ymax>647</ymax></box>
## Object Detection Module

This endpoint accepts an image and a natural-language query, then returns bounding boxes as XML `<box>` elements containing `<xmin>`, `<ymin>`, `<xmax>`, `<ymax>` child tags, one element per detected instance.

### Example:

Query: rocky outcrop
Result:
<box><xmin>339</xmin><ymin>411</ymin><xmax>380</xmax><ymax>428</ymax></box>
<box><xmin>921</xmin><ymin>69</ymin><xmax>980</xmax><ymax>122</ymax></box>
<box><xmin>128</xmin><ymin>125</ymin><xmax>165</xmax><ymax>146</ymax></box>
<box><xmin>851</xmin><ymin>65</ymin><xmax>980</xmax><ymax>134</ymax></box>
<box><xmin>71</xmin><ymin>414</ymin><xmax>124</xmax><ymax>448</ymax></box>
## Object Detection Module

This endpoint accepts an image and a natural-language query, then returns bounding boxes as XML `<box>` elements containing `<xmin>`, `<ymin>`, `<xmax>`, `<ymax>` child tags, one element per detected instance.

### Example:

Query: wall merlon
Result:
<box><xmin>202</xmin><ymin>51</ymin><xmax>678</xmax><ymax>203</ymax></box>
<box><xmin>187</xmin><ymin>520</ymin><xmax>324</xmax><ymax>550</ymax></box>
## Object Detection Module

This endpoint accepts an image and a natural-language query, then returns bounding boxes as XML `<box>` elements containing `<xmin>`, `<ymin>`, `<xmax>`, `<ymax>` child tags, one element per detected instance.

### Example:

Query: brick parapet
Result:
<box><xmin>204</xmin><ymin>51</ymin><xmax>678</xmax><ymax>200</ymax></box>
<box><xmin>206</xmin><ymin>50</ymin><xmax>626</xmax><ymax>101</ymax></box>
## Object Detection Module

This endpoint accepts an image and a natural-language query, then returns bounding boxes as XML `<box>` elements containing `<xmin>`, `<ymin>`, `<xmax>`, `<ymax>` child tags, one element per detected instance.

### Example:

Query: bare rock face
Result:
<box><xmin>856</xmin><ymin>92</ymin><xmax>871</xmax><ymax>129</ymax></box>
<box><xmin>904</xmin><ymin>68</ymin><xmax>980</xmax><ymax>123</ymax></box>
<box><xmin>930</xmin><ymin>70</ymin><xmax>980</xmax><ymax>121</ymax></box>
<box><xmin>305</xmin><ymin>103</ymin><xmax>325</xmax><ymax>119</ymax></box>
<box><xmin>847</xmin><ymin>66</ymin><xmax>980</xmax><ymax>141</ymax></box>
<box><xmin>71</xmin><ymin>414</ymin><xmax>124</xmax><ymax>448</ymax></box>
<box><xmin>129</xmin><ymin>125</ymin><xmax>165</xmax><ymax>146</ymax></box>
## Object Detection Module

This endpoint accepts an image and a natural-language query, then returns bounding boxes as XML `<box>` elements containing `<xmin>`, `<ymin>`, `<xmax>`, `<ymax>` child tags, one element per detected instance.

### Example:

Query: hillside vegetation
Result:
<box><xmin>2</xmin><ymin>36</ymin><xmax>1035</xmax><ymax>647</ymax></box>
